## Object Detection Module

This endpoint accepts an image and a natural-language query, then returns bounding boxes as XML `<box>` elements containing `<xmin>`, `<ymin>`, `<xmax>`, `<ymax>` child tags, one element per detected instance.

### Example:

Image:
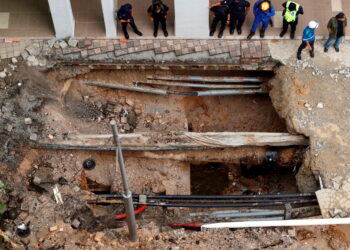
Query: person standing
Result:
<box><xmin>279</xmin><ymin>1</ymin><xmax>304</xmax><ymax>39</ymax></box>
<box><xmin>117</xmin><ymin>3</ymin><xmax>143</xmax><ymax>40</ymax></box>
<box><xmin>227</xmin><ymin>0</ymin><xmax>251</xmax><ymax>35</ymax></box>
<box><xmin>148</xmin><ymin>1</ymin><xmax>169</xmax><ymax>37</ymax></box>
<box><xmin>209</xmin><ymin>1</ymin><xmax>231</xmax><ymax>38</ymax></box>
<box><xmin>297</xmin><ymin>21</ymin><xmax>319</xmax><ymax>60</ymax></box>
<box><xmin>324</xmin><ymin>13</ymin><xmax>347</xmax><ymax>52</ymax></box>
<box><xmin>247</xmin><ymin>0</ymin><xmax>275</xmax><ymax>40</ymax></box>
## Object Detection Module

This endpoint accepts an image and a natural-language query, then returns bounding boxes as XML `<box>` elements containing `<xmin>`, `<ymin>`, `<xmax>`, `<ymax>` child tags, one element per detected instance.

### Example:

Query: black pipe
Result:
<box><xmin>91</xmin><ymin>200</ymin><xmax>318</xmax><ymax>208</ymax></box>
<box><xmin>96</xmin><ymin>193</ymin><xmax>316</xmax><ymax>200</ymax></box>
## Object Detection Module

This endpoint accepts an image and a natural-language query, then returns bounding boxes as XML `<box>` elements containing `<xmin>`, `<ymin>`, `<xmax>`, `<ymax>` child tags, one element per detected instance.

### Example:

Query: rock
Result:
<box><xmin>48</xmin><ymin>134</ymin><xmax>54</xmax><ymax>140</ymax></box>
<box><xmin>68</xmin><ymin>38</ymin><xmax>78</xmax><ymax>47</ymax></box>
<box><xmin>33</xmin><ymin>176</ymin><xmax>41</xmax><ymax>185</ymax></box>
<box><xmin>6</xmin><ymin>124</ymin><xmax>13</xmax><ymax>132</ymax></box>
<box><xmin>288</xmin><ymin>229</ymin><xmax>296</xmax><ymax>238</ymax></box>
<box><xmin>24</xmin><ymin>118</ymin><xmax>32</xmax><ymax>125</ymax></box>
<box><xmin>11</xmin><ymin>58</ymin><xmax>18</xmax><ymax>64</ymax></box>
<box><xmin>72</xmin><ymin>186</ymin><xmax>80</xmax><ymax>192</ymax></box>
<box><xmin>126</xmin><ymin>99</ymin><xmax>134</xmax><ymax>106</ymax></box>
<box><xmin>21</xmin><ymin>50</ymin><xmax>29</xmax><ymax>60</ymax></box>
<box><xmin>121</xmin><ymin>117</ymin><xmax>128</xmax><ymax>124</ymax></box>
<box><xmin>49</xmin><ymin>225</ymin><xmax>58</xmax><ymax>232</ymax></box>
<box><xmin>317</xmin><ymin>102</ymin><xmax>324</xmax><ymax>109</ymax></box>
<box><xmin>0</xmin><ymin>71</ymin><xmax>6</xmax><ymax>78</ymax></box>
<box><xmin>26</xmin><ymin>44</ymin><xmax>41</xmax><ymax>56</ymax></box>
<box><xmin>71</xmin><ymin>218</ymin><xmax>80</xmax><ymax>229</ymax></box>
<box><xmin>42</xmin><ymin>239</ymin><xmax>52</xmax><ymax>248</ymax></box>
<box><xmin>59</xmin><ymin>41</ymin><xmax>68</xmax><ymax>49</ymax></box>
<box><xmin>94</xmin><ymin>232</ymin><xmax>105</xmax><ymax>242</ymax></box>
<box><xmin>19</xmin><ymin>212</ymin><xmax>28</xmax><ymax>220</ymax></box>
<box><xmin>123</xmin><ymin>124</ymin><xmax>131</xmax><ymax>131</ymax></box>
<box><xmin>47</xmin><ymin>39</ymin><xmax>56</xmax><ymax>48</ymax></box>
<box><xmin>29</xmin><ymin>133</ymin><xmax>38</xmax><ymax>141</ymax></box>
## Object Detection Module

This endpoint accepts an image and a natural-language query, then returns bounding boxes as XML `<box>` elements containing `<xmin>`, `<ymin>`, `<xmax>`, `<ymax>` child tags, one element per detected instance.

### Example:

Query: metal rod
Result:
<box><xmin>110</xmin><ymin>120</ymin><xmax>137</xmax><ymax>242</ymax></box>
<box><xmin>81</xmin><ymin>81</ymin><xmax>266</xmax><ymax>96</ymax></box>
<box><xmin>97</xmin><ymin>193</ymin><xmax>316</xmax><ymax>200</ymax></box>
<box><xmin>147</xmin><ymin>76</ymin><xmax>264</xmax><ymax>84</ymax></box>
<box><xmin>134</xmin><ymin>81</ymin><xmax>261</xmax><ymax>89</ymax></box>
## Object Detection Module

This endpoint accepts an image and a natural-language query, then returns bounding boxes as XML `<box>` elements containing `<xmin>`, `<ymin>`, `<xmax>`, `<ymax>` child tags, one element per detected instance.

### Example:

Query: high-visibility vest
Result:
<box><xmin>284</xmin><ymin>1</ymin><xmax>300</xmax><ymax>22</ymax></box>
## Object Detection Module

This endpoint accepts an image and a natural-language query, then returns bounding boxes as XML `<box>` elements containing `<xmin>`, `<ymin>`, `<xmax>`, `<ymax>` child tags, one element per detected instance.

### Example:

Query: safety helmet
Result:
<box><xmin>308</xmin><ymin>21</ymin><xmax>319</xmax><ymax>29</ymax></box>
<box><xmin>260</xmin><ymin>1</ymin><xmax>270</xmax><ymax>11</ymax></box>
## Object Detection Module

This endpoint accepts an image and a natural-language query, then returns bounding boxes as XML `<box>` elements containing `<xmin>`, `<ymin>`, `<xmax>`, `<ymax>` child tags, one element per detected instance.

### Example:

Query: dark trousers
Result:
<box><xmin>297</xmin><ymin>41</ymin><xmax>314</xmax><ymax>55</ymax></box>
<box><xmin>211</xmin><ymin>15</ymin><xmax>227</xmax><ymax>33</ymax></box>
<box><xmin>230</xmin><ymin>14</ymin><xmax>245</xmax><ymax>32</ymax></box>
<box><xmin>121</xmin><ymin>20</ymin><xmax>140</xmax><ymax>38</ymax></box>
<box><xmin>282</xmin><ymin>19</ymin><xmax>298</xmax><ymax>34</ymax></box>
<box><xmin>154</xmin><ymin>17</ymin><xmax>167</xmax><ymax>33</ymax></box>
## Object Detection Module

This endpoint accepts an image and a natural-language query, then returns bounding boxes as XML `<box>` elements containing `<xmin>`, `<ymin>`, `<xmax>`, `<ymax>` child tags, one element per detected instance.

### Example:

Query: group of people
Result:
<box><xmin>116</xmin><ymin>1</ymin><xmax>347</xmax><ymax>61</ymax></box>
<box><xmin>117</xmin><ymin>0</ymin><xmax>169</xmax><ymax>39</ymax></box>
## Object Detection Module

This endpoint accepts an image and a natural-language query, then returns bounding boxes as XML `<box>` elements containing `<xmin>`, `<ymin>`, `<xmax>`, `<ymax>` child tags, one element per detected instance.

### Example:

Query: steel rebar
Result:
<box><xmin>110</xmin><ymin>120</ymin><xmax>137</xmax><ymax>242</ymax></box>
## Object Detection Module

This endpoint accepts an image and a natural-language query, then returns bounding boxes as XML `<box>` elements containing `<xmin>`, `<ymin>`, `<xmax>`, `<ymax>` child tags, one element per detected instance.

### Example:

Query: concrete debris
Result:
<box><xmin>68</xmin><ymin>38</ymin><xmax>78</xmax><ymax>47</ymax></box>
<box><xmin>0</xmin><ymin>71</ymin><xmax>7</xmax><ymax>78</ymax></box>
<box><xmin>47</xmin><ymin>39</ymin><xmax>56</xmax><ymax>48</ymax></box>
<box><xmin>21</xmin><ymin>50</ymin><xmax>29</xmax><ymax>60</ymax></box>
<box><xmin>287</xmin><ymin>229</ymin><xmax>296</xmax><ymax>238</ymax></box>
<box><xmin>11</xmin><ymin>58</ymin><xmax>18</xmax><ymax>64</ymax></box>
<box><xmin>59</xmin><ymin>41</ymin><xmax>68</xmax><ymax>49</ymax></box>
<box><xmin>71</xmin><ymin>218</ymin><xmax>81</xmax><ymax>229</ymax></box>
<box><xmin>121</xmin><ymin>116</ymin><xmax>128</xmax><ymax>124</ymax></box>
<box><xmin>53</xmin><ymin>185</ymin><xmax>63</xmax><ymax>205</ymax></box>
<box><xmin>26</xmin><ymin>43</ymin><xmax>41</xmax><ymax>56</ymax></box>
<box><xmin>29</xmin><ymin>133</ymin><xmax>38</xmax><ymax>141</ymax></box>
<box><xmin>33</xmin><ymin>176</ymin><xmax>41</xmax><ymax>185</ymax></box>
<box><xmin>72</xmin><ymin>186</ymin><xmax>80</xmax><ymax>192</ymax></box>
<box><xmin>27</xmin><ymin>56</ymin><xmax>39</xmax><ymax>67</ymax></box>
<box><xmin>126</xmin><ymin>99</ymin><xmax>134</xmax><ymax>106</ymax></box>
<box><xmin>24</xmin><ymin>118</ymin><xmax>32</xmax><ymax>125</ymax></box>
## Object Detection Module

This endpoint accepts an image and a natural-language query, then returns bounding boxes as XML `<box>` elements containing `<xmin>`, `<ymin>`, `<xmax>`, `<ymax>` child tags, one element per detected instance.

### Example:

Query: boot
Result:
<box><xmin>230</xmin><ymin>28</ymin><xmax>234</xmax><ymax>35</ymax></box>
<box><xmin>247</xmin><ymin>32</ymin><xmax>255</xmax><ymax>40</ymax></box>
<box><xmin>209</xmin><ymin>31</ymin><xmax>214</xmax><ymax>37</ymax></box>
<box><xmin>218</xmin><ymin>31</ymin><xmax>223</xmax><ymax>38</ymax></box>
<box><xmin>279</xmin><ymin>30</ymin><xmax>286</xmax><ymax>38</ymax></box>
<box><xmin>125</xmin><ymin>34</ymin><xmax>130</xmax><ymax>40</ymax></box>
<box><xmin>153</xmin><ymin>31</ymin><xmax>158</xmax><ymax>38</ymax></box>
<box><xmin>290</xmin><ymin>31</ymin><xmax>295</xmax><ymax>39</ymax></box>
<box><xmin>297</xmin><ymin>53</ymin><xmax>301</xmax><ymax>60</ymax></box>
<box><xmin>260</xmin><ymin>29</ymin><xmax>265</xmax><ymax>38</ymax></box>
<box><xmin>324</xmin><ymin>47</ymin><xmax>328</xmax><ymax>52</ymax></box>
<box><xmin>164</xmin><ymin>30</ymin><xmax>168</xmax><ymax>37</ymax></box>
<box><xmin>135</xmin><ymin>31</ymin><xmax>143</xmax><ymax>36</ymax></box>
<box><xmin>309</xmin><ymin>50</ymin><xmax>314</xmax><ymax>58</ymax></box>
<box><xmin>237</xmin><ymin>28</ymin><xmax>242</xmax><ymax>35</ymax></box>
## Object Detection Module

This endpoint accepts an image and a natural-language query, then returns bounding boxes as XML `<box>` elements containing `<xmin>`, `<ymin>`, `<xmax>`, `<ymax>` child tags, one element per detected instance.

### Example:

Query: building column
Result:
<box><xmin>101</xmin><ymin>0</ymin><xmax>117</xmax><ymax>38</ymax></box>
<box><xmin>174</xmin><ymin>0</ymin><xmax>209</xmax><ymax>38</ymax></box>
<box><xmin>48</xmin><ymin>0</ymin><xmax>75</xmax><ymax>38</ymax></box>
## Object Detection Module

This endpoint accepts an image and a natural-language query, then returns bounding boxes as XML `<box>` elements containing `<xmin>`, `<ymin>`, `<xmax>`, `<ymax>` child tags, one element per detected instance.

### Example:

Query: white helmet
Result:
<box><xmin>308</xmin><ymin>21</ymin><xmax>319</xmax><ymax>29</ymax></box>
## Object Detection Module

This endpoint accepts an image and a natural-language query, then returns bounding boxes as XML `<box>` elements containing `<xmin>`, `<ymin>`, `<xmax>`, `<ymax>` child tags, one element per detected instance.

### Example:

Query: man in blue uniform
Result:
<box><xmin>227</xmin><ymin>0</ymin><xmax>251</xmax><ymax>35</ymax></box>
<box><xmin>117</xmin><ymin>3</ymin><xmax>143</xmax><ymax>40</ymax></box>
<box><xmin>297</xmin><ymin>21</ymin><xmax>319</xmax><ymax>60</ymax></box>
<box><xmin>210</xmin><ymin>1</ymin><xmax>230</xmax><ymax>38</ymax></box>
<box><xmin>247</xmin><ymin>0</ymin><xmax>275</xmax><ymax>39</ymax></box>
<box><xmin>148</xmin><ymin>1</ymin><xmax>169</xmax><ymax>37</ymax></box>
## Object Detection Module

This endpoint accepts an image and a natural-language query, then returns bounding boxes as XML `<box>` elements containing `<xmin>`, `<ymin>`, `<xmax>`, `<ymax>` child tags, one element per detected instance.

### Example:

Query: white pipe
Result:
<box><xmin>201</xmin><ymin>218</ymin><xmax>350</xmax><ymax>229</ymax></box>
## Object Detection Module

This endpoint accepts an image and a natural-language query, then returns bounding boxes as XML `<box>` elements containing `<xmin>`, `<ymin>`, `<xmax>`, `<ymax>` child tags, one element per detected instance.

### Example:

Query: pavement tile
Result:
<box><xmin>81</xmin><ymin>50</ymin><xmax>88</xmax><ymax>58</ymax></box>
<box><xmin>107</xmin><ymin>45</ymin><xmax>114</xmax><ymax>52</ymax></box>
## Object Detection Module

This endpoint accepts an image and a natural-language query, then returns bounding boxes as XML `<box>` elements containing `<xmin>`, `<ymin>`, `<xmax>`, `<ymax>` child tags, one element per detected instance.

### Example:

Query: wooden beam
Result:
<box><xmin>34</xmin><ymin>132</ymin><xmax>308</xmax><ymax>151</ymax></box>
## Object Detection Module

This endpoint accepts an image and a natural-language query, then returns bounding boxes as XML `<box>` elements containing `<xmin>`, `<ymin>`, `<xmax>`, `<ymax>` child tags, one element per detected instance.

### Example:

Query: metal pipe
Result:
<box><xmin>97</xmin><ymin>193</ymin><xmax>316</xmax><ymax>200</ymax></box>
<box><xmin>92</xmin><ymin>200</ymin><xmax>318</xmax><ymax>208</ymax></box>
<box><xmin>147</xmin><ymin>76</ymin><xmax>264</xmax><ymax>84</ymax></box>
<box><xmin>110</xmin><ymin>120</ymin><xmax>137</xmax><ymax>242</ymax></box>
<box><xmin>196</xmin><ymin>89</ymin><xmax>267</xmax><ymax>96</ymax></box>
<box><xmin>134</xmin><ymin>81</ymin><xmax>261</xmax><ymax>89</ymax></box>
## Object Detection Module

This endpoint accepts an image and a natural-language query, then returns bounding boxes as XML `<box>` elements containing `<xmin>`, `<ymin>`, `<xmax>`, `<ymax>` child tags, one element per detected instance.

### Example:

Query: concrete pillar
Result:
<box><xmin>174</xmin><ymin>0</ymin><xmax>209</xmax><ymax>38</ymax></box>
<box><xmin>48</xmin><ymin>0</ymin><xmax>75</xmax><ymax>38</ymax></box>
<box><xmin>101</xmin><ymin>0</ymin><xmax>117</xmax><ymax>38</ymax></box>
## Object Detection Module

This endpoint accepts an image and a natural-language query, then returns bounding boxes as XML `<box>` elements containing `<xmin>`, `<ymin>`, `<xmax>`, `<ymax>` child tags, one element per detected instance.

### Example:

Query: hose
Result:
<box><xmin>115</xmin><ymin>205</ymin><xmax>147</xmax><ymax>220</ymax></box>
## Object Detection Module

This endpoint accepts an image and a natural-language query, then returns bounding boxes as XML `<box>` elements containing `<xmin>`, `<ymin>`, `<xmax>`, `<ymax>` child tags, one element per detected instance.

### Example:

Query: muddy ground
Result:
<box><xmin>0</xmin><ymin>54</ymin><xmax>350</xmax><ymax>249</ymax></box>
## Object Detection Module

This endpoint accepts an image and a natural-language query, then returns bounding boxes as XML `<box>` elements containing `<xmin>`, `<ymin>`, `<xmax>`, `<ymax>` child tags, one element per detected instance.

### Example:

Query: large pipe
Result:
<box><xmin>202</xmin><ymin>218</ymin><xmax>350</xmax><ymax>229</ymax></box>
<box><xmin>147</xmin><ymin>76</ymin><xmax>264</xmax><ymax>84</ymax></box>
<box><xmin>110</xmin><ymin>120</ymin><xmax>137</xmax><ymax>242</ymax></box>
<box><xmin>81</xmin><ymin>81</ymin><xmax>266</xmax><ymax>96</ymax></box>
<box><xmin>97</xmin><ymin>193</ymin><xmax>316</xmax><ymax>200</ymax></box>
<box><xmin>134</xmin><ymin>81</ymin><xmax>261</xmax><ymax>89</ymax></box>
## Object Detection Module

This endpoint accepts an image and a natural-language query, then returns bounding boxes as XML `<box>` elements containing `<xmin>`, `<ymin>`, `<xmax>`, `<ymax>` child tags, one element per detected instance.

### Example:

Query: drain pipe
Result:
<box><xmin>110</xmin><ymin>120</ymin><xmax>138</xmax><ymax>242</ymax></box>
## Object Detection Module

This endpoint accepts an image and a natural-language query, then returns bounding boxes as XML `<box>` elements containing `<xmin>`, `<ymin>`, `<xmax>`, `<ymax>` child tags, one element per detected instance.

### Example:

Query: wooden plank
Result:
<box><xmin>34</xmin><ymin>132</ymin><xmax>308</xmax><ymax>150</ymax></box>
